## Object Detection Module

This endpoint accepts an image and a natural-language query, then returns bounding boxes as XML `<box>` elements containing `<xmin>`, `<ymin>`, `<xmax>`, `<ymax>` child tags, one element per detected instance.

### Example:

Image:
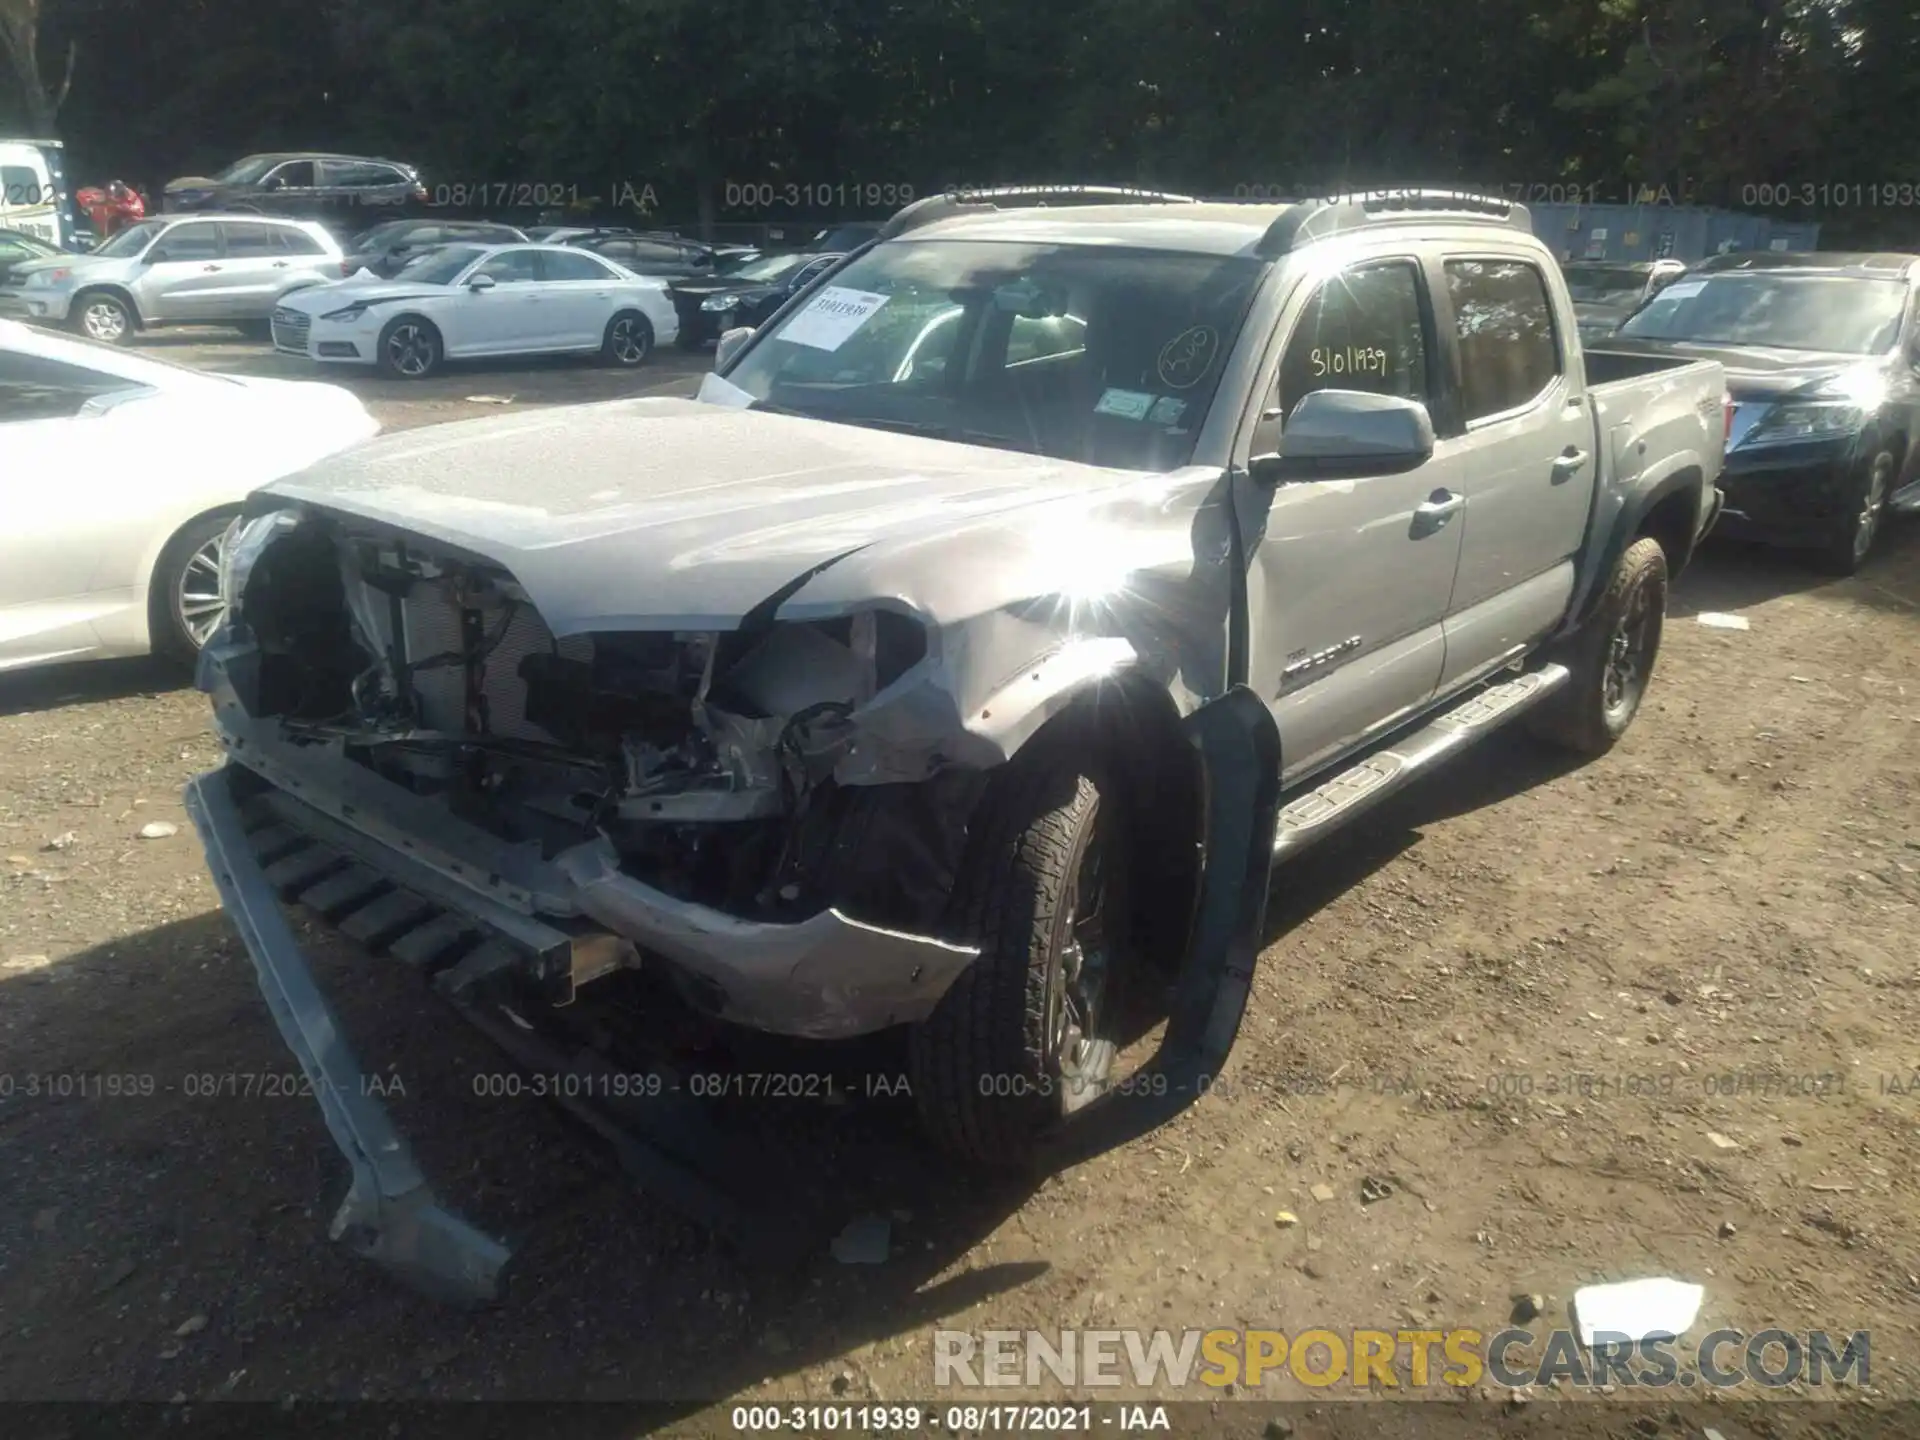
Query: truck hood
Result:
<box><xmin>258</xmin><ymin>396</ymin><xmax>1140</xmax><ymax>632</ymax></box>
<box><xmin>164</xmin><ymin>175</ymin><xmax>221</xmax><ymax>192</ymax></box>
<box><xmin>1593</xmin><ymin>335</ymin><xmax>1890</xmax><ymax>401</ymax></box>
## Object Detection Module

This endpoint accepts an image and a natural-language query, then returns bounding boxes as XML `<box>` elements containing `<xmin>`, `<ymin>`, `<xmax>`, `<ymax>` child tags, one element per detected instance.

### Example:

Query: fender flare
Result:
<box><xmin>70</xmin><ymin>282</ymin><xmax>145</xmax><ymax>329</ymax></box>
<box><xmin>1561</xmin><ymin>456</ymin><xmax>1706</xmax><ymax>636</ymax></box>
<box><xmin>1039</xmin><ymin>684</ymin><xmax>1282</xmax><ymax>1167</ymax></box>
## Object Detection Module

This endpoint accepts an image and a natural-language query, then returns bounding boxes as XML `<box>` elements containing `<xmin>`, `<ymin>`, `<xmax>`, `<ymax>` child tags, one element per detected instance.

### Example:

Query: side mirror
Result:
<box><xmin>468</xmin><ymin>273</ymin><xmax>496</xmax><ymax>292</ymax></box>
<box><xmin>1249</xmin><ymin>389</ymin><xmax>1435</xmax><ymax>484</ymax></box>
<box><xmin>714</xmin><ymin>326</ymin><xmax>753</xmax><ymax>369</ymax></box>
<box><xmin>143</xmin><ymin>249</ymin><xmax>168</xmax><ymax>264</ymax></box>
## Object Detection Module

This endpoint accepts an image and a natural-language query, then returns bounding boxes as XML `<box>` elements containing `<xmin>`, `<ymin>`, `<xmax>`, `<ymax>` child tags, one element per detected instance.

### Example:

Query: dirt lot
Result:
<box><xmin>1</xmin><ymin>348</ymin><xmax>1916</xmax><ymax>1431</ymax></box>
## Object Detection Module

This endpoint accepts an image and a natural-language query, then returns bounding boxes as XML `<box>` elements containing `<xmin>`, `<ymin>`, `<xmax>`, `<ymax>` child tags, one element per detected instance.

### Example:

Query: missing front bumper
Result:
<box><xmin>184</xmin><ymin>767</ymin><xmax>511</xmax><ymax>1304</ymax></box>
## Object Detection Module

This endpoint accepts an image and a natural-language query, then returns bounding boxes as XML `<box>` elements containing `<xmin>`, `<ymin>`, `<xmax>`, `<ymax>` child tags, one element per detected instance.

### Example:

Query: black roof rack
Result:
<box><xmin>878</xmin><ymin>185</ymin><xmax>1199</xmax><ymax>239</ymax></box>
<box><xmin>1256</xmin><ymin>189</ymin><xmax>1528</xmax><ymax>256</ymax></box>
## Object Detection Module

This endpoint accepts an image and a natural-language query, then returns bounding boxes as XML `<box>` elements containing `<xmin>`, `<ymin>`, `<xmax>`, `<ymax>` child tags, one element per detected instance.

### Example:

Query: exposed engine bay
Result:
<box><xmin>229</xmin><ymin>509</ymin><xmax>983</xmax><ymax>935</ymax></box>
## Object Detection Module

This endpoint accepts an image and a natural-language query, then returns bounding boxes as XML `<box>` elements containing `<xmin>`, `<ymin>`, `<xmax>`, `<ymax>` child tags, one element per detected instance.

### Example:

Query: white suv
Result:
<box><xmin>0</xmin><ymin>214</ymin><xmax>343</xmax><ymax>344</ymax></box>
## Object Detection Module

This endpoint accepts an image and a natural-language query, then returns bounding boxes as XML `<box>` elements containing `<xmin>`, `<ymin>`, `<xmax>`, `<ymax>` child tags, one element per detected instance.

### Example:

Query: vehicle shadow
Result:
<box><xmin>0</xmin><ymin>908</ymin><xmax>1047</xmax><ymax>1405</ymax></box>
<box><xmin>1260</xmin><ymin>729</ymin><xmax>1582</xmax><ymax>949</ymax></box>
<box><xmin>0</xmin><ymin>654</ymin><xmax>188</xmax><ymax>720</ymax></box>
<box><xmin>1669</xmin><ymin>515</ymin><xmax>1920</xmax><ymax>623</ymax></box>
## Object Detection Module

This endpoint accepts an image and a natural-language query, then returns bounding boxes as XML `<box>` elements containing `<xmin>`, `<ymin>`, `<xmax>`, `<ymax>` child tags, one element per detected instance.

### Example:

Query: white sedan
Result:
<box><xmin>0</xmin><ymin>318</ymin><xmax>379</xmax><ymax>672</ymax></box>
<box><xmin>269</xmin><ymin>242</ymin><xmax>680</xmax><ymax>379</ymax></box>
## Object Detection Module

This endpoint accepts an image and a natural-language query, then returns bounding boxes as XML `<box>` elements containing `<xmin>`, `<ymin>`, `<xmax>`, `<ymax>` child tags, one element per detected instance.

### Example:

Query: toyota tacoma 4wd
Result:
<box><xmin>186</xmin><ymin>187</ymin><xmax>1728</xmax><ymax>1301</ymax></box>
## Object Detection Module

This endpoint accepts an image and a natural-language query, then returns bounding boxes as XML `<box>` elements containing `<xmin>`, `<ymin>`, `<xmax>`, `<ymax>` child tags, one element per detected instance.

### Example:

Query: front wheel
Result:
<box><xmin>1814</xmin><ymin>450</ymin><xmax>1895</xmax><ymax>576</ymax></box>
<box><xmin>1527</xmin><ymin>535</ymin><xmax>1668</xmax><ymax>756</ymax></box>
<box><xmin>909</xmin><ymin>744</ymin><xmax>1129</xmax><ymax>1167</ymax></box>
<box><xmin>601</xmin><ymin>311</ymin><xmax>653</xmax><ymax>367</ymax></box>
<box><xmin>235</xmin><ymin>318</ymin><xmax>272</xmax><ymax>342</ymax></box>
<box><xmin>375</xmin><ymin>315</ymin><xmax>442</xmax><ymax>379</ymax></box>
<box><xmin>70</xmin><ymin>290</ymin><xmax>135</xmax><ymax>345</ymax></box>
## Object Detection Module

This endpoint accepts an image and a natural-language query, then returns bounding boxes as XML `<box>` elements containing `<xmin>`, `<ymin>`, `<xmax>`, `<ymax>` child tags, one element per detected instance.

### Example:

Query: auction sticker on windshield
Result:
<box><xmin>1653</xmin><ymin>280</ymin><xmax>1705</xmax><ymax>301</ymax></box>
<box><xmin>1095</xmin><ymin>388</ymin><xmax>1156</xmax><ymax>419</ymax></box>
<box><xmin>780</xmin><ymin>286</ymin><xmax>889</xmax><ymax>350</ymax></box>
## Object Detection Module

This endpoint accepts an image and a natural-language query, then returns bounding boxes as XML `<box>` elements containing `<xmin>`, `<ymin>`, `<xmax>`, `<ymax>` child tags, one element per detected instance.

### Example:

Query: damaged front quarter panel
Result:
<box><xmin>758</xmin><ymin>467</ymin><xmax>1240</xmax><ymax>783</ymax></box>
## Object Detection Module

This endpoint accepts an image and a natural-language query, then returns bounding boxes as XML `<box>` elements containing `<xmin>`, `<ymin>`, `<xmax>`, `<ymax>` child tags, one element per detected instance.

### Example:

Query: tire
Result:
<box><xmin>149</xmin><ymin>511</ymin><xmax>238</xmax><ymax>663</ymax></box>
<box><xmin>375</xmin><ymin>315</ymin><xmax>442</xmax><ymax>379</ymax></box>
<box><xmin>909</xmin><ymin>741</ymin><xmax>1130</xmax><ymax>1167</ymax></box>
<box><xmin>1527</xmin><ymin>535</ymin><xmax>1668</xmax><ymax>757</ymax></box>
<box><xmin>235</xmin><ymin>318</ymin><xmax>272</xmax><ymax>342</ymax></box>
<box><xmin>1813</xmin><ymin>450</ymin><xmax>1895</xmax><ymax>576</ymax></box>
<box><xmin>601</xmin><ymin>310</ymin><xmax>654</xmax><ymax>367</ymax></box>
<box><xmin>70</xmin><ymin>289</ymin><xmax>135</xmax><ymax>345</ymax></box>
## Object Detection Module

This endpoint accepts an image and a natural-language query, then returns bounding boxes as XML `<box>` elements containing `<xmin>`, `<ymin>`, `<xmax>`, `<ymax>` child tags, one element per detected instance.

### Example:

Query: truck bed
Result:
<box><xmin>1582</xmin><ymin>345</ymin><xmax>1713</xmax><ymax>388</ymax></box>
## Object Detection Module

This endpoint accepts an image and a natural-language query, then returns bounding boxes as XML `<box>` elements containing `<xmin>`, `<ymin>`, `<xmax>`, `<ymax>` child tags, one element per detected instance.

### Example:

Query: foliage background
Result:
<box><xmin>3</xmin><ymin>0</ymin><xmax>1917</xmax><ymax>242</ymax></box>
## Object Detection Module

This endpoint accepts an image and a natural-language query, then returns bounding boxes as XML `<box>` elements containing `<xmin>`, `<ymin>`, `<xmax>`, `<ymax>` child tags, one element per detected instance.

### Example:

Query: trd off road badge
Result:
<box><xmin>1281</xmin><ymin>636</ymin><xmax>1362</xmax><ymax>683</ymax></box>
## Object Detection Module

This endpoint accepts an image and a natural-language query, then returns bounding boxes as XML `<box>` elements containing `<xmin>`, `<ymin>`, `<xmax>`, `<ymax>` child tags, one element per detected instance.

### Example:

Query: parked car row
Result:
<box><xmin>1579</xmin><ymin>248</ymin><xmax>1920</xmax><ymax>573</ymax></box>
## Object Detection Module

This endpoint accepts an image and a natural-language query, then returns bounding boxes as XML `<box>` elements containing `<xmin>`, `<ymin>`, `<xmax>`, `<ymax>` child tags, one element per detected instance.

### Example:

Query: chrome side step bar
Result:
<box><xmin>1272</xmin><ymin>663</ymin><xmax>1571</xmax><ymax>861</ymax></box>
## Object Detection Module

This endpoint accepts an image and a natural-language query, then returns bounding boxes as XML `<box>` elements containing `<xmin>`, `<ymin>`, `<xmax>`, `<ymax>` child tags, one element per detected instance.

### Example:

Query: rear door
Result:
<box><xmin>1238</xmin><ymin>250</ymin><xmax>1467</xmax><ymax>783</ymax></box>
<box><xmin>1430</xmin><ymin>253</ymin><xmax>1595</xmax><ymax>690</ymax></box>
<box><xmin>535</xmin><ymin>248</ymin><xmax>624</xmax><ymax>347</ymax></box>
<box><xmin>211</xmin><ymin>222</ymin><xmax>289</xmax><ymax>317</ymax></box>
<box><xmin>137</xmin><ymin>221</ymin><xmax>228</xmax><ymax>322</ymax></box>
<box><xmin>269</xmin><ymin>223</ymin><xmax>338</xmax><ymax>289</ymax></box>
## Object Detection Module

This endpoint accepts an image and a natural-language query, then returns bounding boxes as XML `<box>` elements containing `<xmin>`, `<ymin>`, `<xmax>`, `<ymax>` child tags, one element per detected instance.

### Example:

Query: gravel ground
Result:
<box><xmin>1</xmin><ymin>346</ymin><xmax>1916</xmax><ymax>1431</ymax></box>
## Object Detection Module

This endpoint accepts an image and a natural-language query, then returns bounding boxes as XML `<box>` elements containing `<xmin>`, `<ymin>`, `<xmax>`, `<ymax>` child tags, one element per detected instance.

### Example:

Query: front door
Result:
<box><xmin>0</xmin><ymin>350</ymin><xmax>151</xmax><ymax>667</ymax></box>
<box><xmin>136</xmin><ymin>221</ymin><xmax>228</xmax><ymax>323</ymax></box>
<box><xmin>453</xmin><ymin>248</ymin><xmax>547</xmax><ymax>354</ymax></box>
<box><xmin>1240</xmin><ymin>255</ymin><xmax>1467</xmax><ymax>784</ymax></box>
<box><xmin>1431</xmin><ymin>255</ymin><xmax>1595</xmax><ymax>689</ymax></box>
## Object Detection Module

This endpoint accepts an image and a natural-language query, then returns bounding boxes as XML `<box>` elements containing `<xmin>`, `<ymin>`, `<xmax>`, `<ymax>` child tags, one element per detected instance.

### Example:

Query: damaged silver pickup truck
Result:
<box><xmin>186</xmin><ymin>187</ymin><xmax>1727</xmax><ymax>1301</ymax></box>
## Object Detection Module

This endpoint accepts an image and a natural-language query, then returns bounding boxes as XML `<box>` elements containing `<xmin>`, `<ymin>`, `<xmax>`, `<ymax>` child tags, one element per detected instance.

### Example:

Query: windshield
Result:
<box><xmin>93</xmin><ymin>220</ymin><xmax>168</xmax><ymax>258</ymax></box>
<box><xmin>723</xmin><ymin>239</ymin><xmax>1267</xmax><ymax>472</ymax></box>
<box><xmin>393</xmin><ymin>245</ymin><xmax>485</xmax><ymax>283</ymax></box>
<box><xmin>1563</xmin><ymin>266</ymin><xmax>1652</xmax><ymax>303</ymax></box>
<box><xmin>1618</xmin><ymin>273</ymin><xmax>1910</xmax><ymax>354</ymax></box>
<box><xmin>211</xmin><ymin>155</ymin><xmax>278</xmax><ymax>186</ymax></box>
<box><xmin>347</xmin><ymin>221</ymin><xmax>409</xmax><ymax>250</ymax></box>
<box><xmin>728</xmin><ymin>253</ymin><xmax>811</xmax><ymax>285</ymax></box>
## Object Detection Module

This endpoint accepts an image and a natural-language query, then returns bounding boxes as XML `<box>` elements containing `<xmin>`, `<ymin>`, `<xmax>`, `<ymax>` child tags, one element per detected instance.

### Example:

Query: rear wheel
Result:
<box><xmin>150</xmin><ymin>512</ymin><xmax>237</xmax><ymax>663</ymax></box>
<box><xmin>70</xmin><ymin>290</ymin><xmax>134</xmax><ymax>345</ymax></box>
<box><xmin>909</xmin><ymin>742</ymin><xmax>1129</xmax><ymax>1167</ymax></box>
<box><xmin>1814</xmin><ymin>450</ymin><xmax>1894</xmax><ymax>576</ymax></box>
<box><xmin>1527</xmin><ymin>535</ymin><xmax>1668</xmax><ymax>757</ymax></box>
<box><xmin>375</xmin><ymin>315</ymin><xmax>442</xmax><ymax>379</ymax></box>
<box><xmin>601</xmin><ymin>311</ymin><xmax>653</xmax><ymax>367</ymax></box>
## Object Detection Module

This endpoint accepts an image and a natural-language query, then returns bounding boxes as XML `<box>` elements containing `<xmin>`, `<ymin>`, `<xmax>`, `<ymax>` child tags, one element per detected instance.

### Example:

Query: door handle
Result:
<box><xmin>202</xmin><ymin>265</ymin><xmax>221</xmax><ymax>272</ymax></box>
<box><xmin>1552</xmin><ymin>448</ymin><xmax>1590</xmax><ymax>480</ymax></box>
<box><xmin>271</xmin><ymin>261</ymin><xmax>289</xmax><ymax>269</ymax></box>
<box><xmin>1412</xmin><ymin>490</ymin><xmax>1464</xmax><ymax>534</ymax></box>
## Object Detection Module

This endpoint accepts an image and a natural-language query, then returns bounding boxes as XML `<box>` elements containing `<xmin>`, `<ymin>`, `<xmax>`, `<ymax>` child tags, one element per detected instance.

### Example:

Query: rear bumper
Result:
<box><xmin>183</xmin><ymin>765</ymin><xmax>511</xmax><ymax>1304</ymax></box>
